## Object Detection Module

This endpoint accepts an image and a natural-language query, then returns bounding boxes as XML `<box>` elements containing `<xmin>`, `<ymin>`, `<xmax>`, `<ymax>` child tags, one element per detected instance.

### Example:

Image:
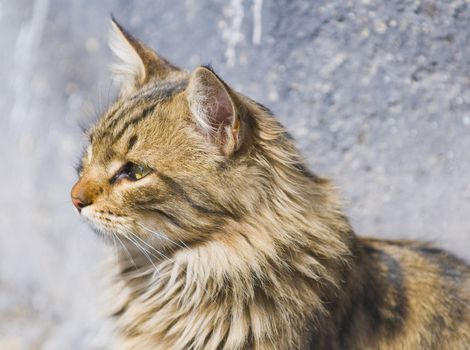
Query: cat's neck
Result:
<box><xmin>113</xmin><ymin>165</ymin><xmax>360</xmax><ymax>348</ymax></box>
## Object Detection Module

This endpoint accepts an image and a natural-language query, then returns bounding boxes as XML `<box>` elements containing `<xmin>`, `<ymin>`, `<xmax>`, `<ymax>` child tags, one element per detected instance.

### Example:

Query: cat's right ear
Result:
<box><xmin>109</xmin><ymin>17</ymin><xmax>180</xmax><ymax>96</ymax></box>
<box><xmin>187</xmin><ymin>66</ymin><xmax>246</xmax><ymax>157</ymax></box>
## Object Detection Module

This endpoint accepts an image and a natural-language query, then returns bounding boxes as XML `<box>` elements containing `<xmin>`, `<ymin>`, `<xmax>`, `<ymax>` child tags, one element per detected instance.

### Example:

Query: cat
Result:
<box><xmin>71</xmin><ymin>18</ymin><xmax>470</xmax><ymax>349</ymax></box>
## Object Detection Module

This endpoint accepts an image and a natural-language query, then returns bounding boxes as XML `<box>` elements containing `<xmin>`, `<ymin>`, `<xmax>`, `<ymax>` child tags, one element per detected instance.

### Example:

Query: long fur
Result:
<box><xmin>72</xmin><ymin>20</ymin><xmax>470</xmax><ymax>350</ymax></box>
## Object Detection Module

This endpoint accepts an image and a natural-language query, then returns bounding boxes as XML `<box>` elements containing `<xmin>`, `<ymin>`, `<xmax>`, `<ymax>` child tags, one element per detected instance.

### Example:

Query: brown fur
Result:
<box><xmin>71</xmin><ymin>20</ymin><xmax>470</xmax><ymax>349</ymax></box>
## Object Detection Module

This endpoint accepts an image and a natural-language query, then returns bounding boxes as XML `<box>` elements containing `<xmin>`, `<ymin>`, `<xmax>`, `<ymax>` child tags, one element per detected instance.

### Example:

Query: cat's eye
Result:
<box><xmin>111</xmin><ymin>162</ymin><xmax>152</xmax><ymax>183</ymax></box>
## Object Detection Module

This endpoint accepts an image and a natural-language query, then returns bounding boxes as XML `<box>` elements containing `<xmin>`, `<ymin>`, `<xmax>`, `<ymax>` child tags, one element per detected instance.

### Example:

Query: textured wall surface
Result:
<box><xmin>0</xmin><ymin>0</ymin><xmax>469</xmax><ymax>348</ymax></box>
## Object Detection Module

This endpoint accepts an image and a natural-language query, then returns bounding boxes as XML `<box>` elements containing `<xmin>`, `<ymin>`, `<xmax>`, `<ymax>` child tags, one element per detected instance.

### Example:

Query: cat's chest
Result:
<box><xmin>112</xmin><ymin>277</ymin><xmax>236</xmax><ymax>349</ymax></box>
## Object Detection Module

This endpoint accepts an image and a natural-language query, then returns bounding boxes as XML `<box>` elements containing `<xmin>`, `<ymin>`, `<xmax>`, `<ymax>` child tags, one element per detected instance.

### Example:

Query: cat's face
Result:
<box><xmin>71</xmin><ymin>20</ymin><xmax>255</xmax><ymax>250</ymax></box>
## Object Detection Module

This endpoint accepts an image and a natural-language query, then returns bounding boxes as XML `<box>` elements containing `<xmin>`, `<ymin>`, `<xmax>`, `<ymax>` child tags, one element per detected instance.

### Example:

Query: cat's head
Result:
<box><xmin>71</xmin><ymin>19</ymin><xmax>307</xmax><ymax>252</ymax></box>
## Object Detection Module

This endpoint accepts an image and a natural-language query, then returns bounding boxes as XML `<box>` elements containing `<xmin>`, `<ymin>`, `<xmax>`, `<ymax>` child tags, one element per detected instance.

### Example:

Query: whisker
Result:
<box><xmin>128</xmin><ymin>230</ymin><xmax>213</xmax><ymax>296</ymax></box>
<box><xmin>129</xmin><ymin>230</ymin><xmax>175</xmax><ymax>263</ymax></box>
<box><xmin>138</xmin><ymin>223</ymin><xmax>189</xmax><ymax>251</ymax></box>
<box><xmin>110</xmin><ymin>232</ymin><xmax>118</xmax><ymax>252</ymax></box>
<box><xmin>114</xmin><ymin>231</ymin><xmax>138</xmax><ymax>270</ymax></box>
<box><xmin>122</xmin><ymin>230</ymin><xmax>159</xmax><ymax>271</ymax></box>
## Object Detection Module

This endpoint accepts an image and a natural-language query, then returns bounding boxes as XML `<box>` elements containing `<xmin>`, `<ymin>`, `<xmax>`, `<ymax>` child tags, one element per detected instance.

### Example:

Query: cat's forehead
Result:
<box><xmin>86</xmin><ymin>79</ymin><xmax>192</xmax><ymax>164</ymax></box>
<box><xmin>128</xmin><ymin>78</ymin><xmax>188</xmax><ymax>102</ymax></box>
<box><xmin>94</xmin><ymin>79</ymin><xmax>187</xmax><ymax>133</ymax></box>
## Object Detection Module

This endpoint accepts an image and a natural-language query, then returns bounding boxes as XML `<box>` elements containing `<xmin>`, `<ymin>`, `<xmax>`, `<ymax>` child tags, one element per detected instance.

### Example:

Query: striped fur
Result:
<box><xmin>72</xmin><ymin>20</ymin><xmax>470</xmax><ymax>349</ymax></box>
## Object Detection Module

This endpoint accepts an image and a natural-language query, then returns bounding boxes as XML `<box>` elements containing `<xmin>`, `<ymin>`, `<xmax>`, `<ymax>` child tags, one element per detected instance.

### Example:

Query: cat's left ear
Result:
<box><xmin>187</xmin><ymin>66</ymin><xmax>244</xmax><ymax>156</ymax></box>
<box><xmin>109</xmin><ymin>17</ymin><xmax>180</xmax><ymax>96</ymax></box>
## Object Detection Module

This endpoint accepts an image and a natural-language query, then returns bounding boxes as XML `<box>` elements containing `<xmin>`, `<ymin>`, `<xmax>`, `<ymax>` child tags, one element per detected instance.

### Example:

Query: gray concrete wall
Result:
<box><xmin>0</xmin><ymin>0</ymin><xmax>469</xmax><ymax>348</ymax></box>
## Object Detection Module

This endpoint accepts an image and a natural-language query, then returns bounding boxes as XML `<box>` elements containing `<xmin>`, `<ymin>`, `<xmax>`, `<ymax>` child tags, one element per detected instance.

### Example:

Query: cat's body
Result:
<box><xmin>71</xmin><ymin>20</ymin><xmax>470</xmax><ymax>349</ymax></box>
<box><xmin>112</xmin><ymin>238</ymin><xmax>470</xmax><ymax>350</ymax></box>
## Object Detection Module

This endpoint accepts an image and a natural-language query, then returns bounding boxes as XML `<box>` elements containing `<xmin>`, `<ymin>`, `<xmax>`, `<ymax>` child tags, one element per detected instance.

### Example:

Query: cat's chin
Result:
<box><xmin>79</xmin><ymin>206</ymin><xmax>180</xmax><ymax>254</ymax></box>
<box><xmin>79</xmin><ymin>207</ymin><xmax>121</xmax><ymax>243</ymax></box>
<box><xmin>89</xmin><ymin>225</ymin><xmax>113</xmax><ymax>242</ymax></box>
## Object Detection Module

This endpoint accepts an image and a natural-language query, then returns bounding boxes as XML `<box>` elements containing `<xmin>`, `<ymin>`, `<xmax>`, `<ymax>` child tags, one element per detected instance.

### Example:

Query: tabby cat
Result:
<box><xmin>71</xmin><ymin>19</ymin><xmax>470</xmax><ymax>349</ymax></box>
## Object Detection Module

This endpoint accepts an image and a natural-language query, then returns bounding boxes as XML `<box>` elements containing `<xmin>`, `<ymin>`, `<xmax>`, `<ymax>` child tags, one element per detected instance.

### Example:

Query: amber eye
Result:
<box><xmin>111</xmin><ymin>162</ymin><xmax>152</xmax><ymax>183</ymax></box>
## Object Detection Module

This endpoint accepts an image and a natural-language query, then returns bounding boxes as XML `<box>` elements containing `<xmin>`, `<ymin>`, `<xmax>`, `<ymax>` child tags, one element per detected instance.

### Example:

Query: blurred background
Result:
<box><xmin>0</xmin><ymin>0</ymin><xmax>469</xmax><ymax>348</ymax></box>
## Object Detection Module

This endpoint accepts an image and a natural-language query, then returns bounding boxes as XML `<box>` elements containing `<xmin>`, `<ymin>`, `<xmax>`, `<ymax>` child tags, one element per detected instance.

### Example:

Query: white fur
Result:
<box><xmin>188</xmin><ymin>82</ymin><xmax>219</xmax><ymax>135</ymax></box>
<box><xmin>109</xmin><ymin>21</ymin><xmax>145</xmax><ymax>95</ymax></box>
<box><xmin>187</xmin><ymin>69</ymin><xmax>233</xmax><ymax>137</ymax></box>
<box><xmin>86</xmin><ymin>144</ymin><xmax>93</xmax><ymax>163</ymax></box>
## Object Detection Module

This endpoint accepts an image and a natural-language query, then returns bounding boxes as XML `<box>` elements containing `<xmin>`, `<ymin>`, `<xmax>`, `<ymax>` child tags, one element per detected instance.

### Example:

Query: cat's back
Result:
<box><xmin>354</xmin><ymin>237</ymin><xmax>470</xmax><ymax>349</ymax></box>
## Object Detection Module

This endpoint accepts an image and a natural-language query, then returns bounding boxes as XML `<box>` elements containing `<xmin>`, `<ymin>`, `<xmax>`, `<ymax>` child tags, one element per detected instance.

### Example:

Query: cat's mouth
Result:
<box><xmin>80</xmin><ymin>206</ymin><xmax>175</xmax><ymax>252</ymax></box>
<box><xmin>80</xmin><ymin>206</ymin><xmax>132</xmax><ymax>241</ymax></box>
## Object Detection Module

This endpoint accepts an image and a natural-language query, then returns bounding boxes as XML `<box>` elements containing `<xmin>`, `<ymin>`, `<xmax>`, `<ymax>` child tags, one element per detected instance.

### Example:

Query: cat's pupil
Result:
<box><xmin>132</xmin><ymin>164</ymin><xmax>149</xmax><ymax>180</ymax></box>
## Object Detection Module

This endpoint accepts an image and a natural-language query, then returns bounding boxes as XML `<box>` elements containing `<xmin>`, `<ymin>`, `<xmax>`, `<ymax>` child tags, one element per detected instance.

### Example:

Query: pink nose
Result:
<box><xmin>71</xmin><ymin>196</ymin><xmax>91</xmax><ymax>211</ymax></box>
<box><xmin>71</xmin><ymin>179</ymin><xmax>93</xmax><ymax>212</ymax></box>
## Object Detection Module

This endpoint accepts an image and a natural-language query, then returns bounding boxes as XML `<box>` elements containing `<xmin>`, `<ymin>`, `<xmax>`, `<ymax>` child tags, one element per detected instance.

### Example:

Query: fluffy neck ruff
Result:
<box><xmin>111</xmin><ymin>105</ymin><xmax>358</xmax><ymax>350</ymax></box>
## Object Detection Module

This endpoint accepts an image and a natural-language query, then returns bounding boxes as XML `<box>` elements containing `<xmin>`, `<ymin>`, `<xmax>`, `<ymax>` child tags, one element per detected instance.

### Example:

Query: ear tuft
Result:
<box><xmin>108</xmin><ymin>17</ymin><xmax>181</xmax><ymax>96</ymax></box>
<box><xmin>187</xmin><ymin>67</ymin><xmax>242</xmax><ymax>155</ymax></box>
<box><xmin>109</xmin><ymin>18</ymin><xmax>146</xmax><ymax>95</ymax></box>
